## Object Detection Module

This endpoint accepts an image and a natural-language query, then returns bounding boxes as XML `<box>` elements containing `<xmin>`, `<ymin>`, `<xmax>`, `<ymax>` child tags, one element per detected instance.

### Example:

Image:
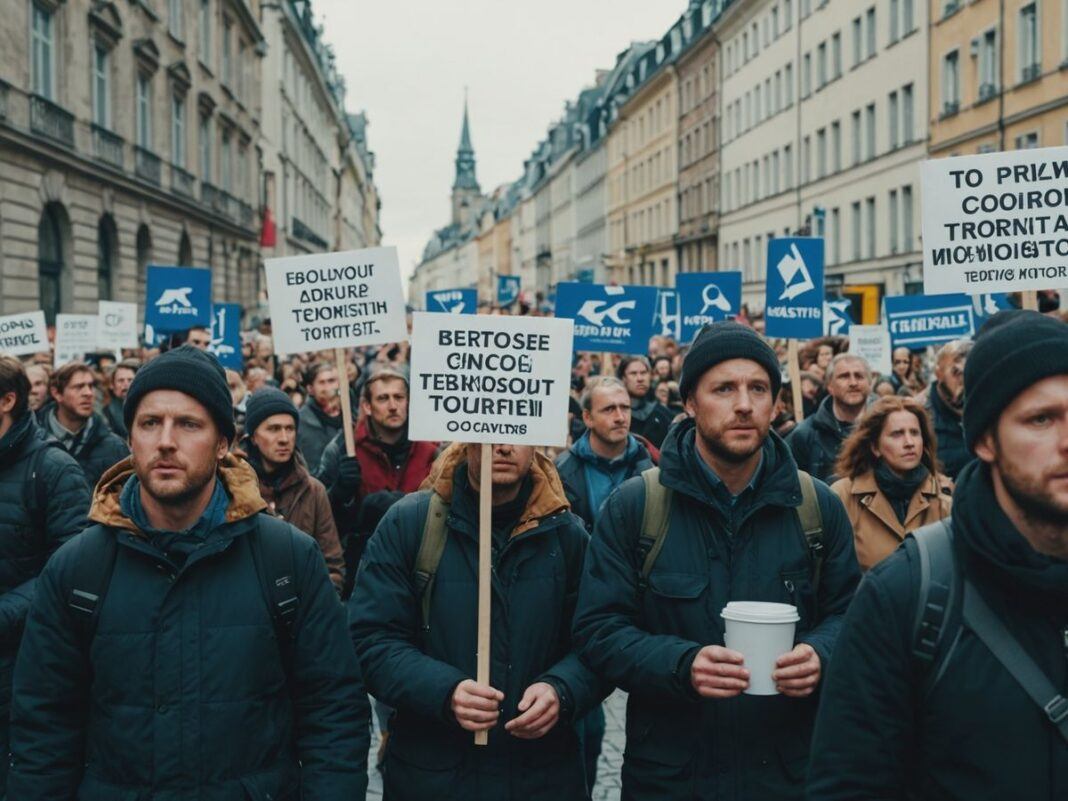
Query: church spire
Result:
<box><xmin>453</xmin><ymin>90</ymin><xmax>479</xmax><ymax>194</ymax></box>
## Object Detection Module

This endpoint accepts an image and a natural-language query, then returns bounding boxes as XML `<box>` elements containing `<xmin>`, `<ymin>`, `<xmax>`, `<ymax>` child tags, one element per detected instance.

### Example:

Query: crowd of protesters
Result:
<box><xmin>0</xmin><ymin>296</ymin><xmax>1063</xmax><ymax>801</ymax></box>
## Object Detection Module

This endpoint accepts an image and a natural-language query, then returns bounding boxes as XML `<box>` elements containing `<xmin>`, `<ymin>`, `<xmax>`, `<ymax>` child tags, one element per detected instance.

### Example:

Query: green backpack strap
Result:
<box><xmin>638</xmin><ymin>467</ymin><xmax>673</xmax><ymax>592</ymax></box>
<box><xmin>795</xmin><ymin>470</ymin><xmax>825</xmax><ymax>591</ymax></box>
<box><xmin>413</xmin><ymin>492</ymin><xmax>449</xmax><ymax>631</ymax></box>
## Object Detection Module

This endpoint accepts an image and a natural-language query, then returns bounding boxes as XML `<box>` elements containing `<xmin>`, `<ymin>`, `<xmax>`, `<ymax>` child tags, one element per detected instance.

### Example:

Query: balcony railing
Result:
<box><xmin>292</xmin><ymin>216</ymin><xmax>328</xmax><ymax>249</ymax></box>
<box><xmin>202</xmin><ymin>181</ymin><xmax>224</xmax><ymax>213</ymax></box>
<box><xmin>171</xmin><ymin>164</ymin><xmax>195</xmax><ymax>198</ymax></box>
<box><xmin>1021</xmin><ymin>63</ymin><xmax>1041</xmax><ymax>83</ymax></box>
<box><xmin>29</xmin><ymin>94</ymin><xmax>75</xmax><ymax>147</ymax></box>
<box><xmin>0</xmin><ymin>80</ymin><xmax>9</xmax><ymax>122</ymax></box>
<box><xmin>978</xmin><ymin>83</ymin><xmax>998</xmax><ymax>103</ymax></box>
<box><xmin>91</xmin><ymin>124</ymin><xmax>124</xmax><ymax>170</ymax></box>
<box><xmin>239</xmin><ymin>200</ymin><xmax>254</xmax><ymax>229</ymax></box>
<box><xmin>134</xmin><ymin>146</ymin><xmax>162</xmax><ymax>185</ymax></box>
<box><xmin>941</xmin><ymin>100</ymin><xmax>960</xmax><ymax>118</ymax></box>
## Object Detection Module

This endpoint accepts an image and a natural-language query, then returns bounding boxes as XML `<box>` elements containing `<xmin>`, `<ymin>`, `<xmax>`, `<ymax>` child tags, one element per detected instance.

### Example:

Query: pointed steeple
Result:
<box><xmin>459</xmin><ymin>91</ymin><xmax>474</xmax><ymax>154</ymax></box>
<box><xmin>453</xmin><ymin>90</ymin><xmax>480</xmax><ymax>194</ymax></box>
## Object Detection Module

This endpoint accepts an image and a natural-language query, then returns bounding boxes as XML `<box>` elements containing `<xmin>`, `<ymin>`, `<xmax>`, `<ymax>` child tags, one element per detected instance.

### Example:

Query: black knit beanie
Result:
<box><xmin>964</xmin><ymin>311</ymin><xmax>1068</xmax><ymax>451</ymax></box>
<box><xmin>679</xmin><ymin>322</ymin><xmax>783</xmax><ymax>400</ymax></box>
<box><xmin>123</xmin><ymin>345</ymin><xmax>236</xmax><ymax>442</ymax></box>
<box><xmin>245</xmin><ymin>387</ymin><xmax>299</xmax><ymax>437</ymax></box>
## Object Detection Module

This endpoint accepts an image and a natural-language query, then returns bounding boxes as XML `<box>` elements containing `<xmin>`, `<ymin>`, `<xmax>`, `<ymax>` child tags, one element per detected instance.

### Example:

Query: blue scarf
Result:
<box><xmin>120</xmin><ymin>474</ymin><xmax>231</xmax><ymax>566</ymax></box>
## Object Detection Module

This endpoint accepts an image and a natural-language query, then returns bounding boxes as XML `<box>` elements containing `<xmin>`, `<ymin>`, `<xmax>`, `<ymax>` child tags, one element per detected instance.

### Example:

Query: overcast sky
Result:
<box><xmin>315</xmin><ymin>0</ymin><xmax>688</xmax><ymax>287</ymax></box>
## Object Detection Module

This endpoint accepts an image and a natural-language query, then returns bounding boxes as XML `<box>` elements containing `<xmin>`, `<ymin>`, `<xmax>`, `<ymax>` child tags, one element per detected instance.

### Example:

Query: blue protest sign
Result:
<box><xmin>144</xmin><ymin>265</ymin><xmax>213</xmax><ymax>332</ymax></box>
<box><xmin>425</xmin><ymin>288</ymin><xmax>477</xmax><ymax>314</ymax></box>
<box><xmin>677</xmin><ymin>272</ymin><xmax>742</xmax><ymax>342</ymax></box>
<box><xmin>654</xmin><ymin>289</ymin><xmax>681</xmax><ymax>340</ymax></box>
<box><xmin>554</xmin><ymin>282</ymin><xmax>658</xmax><ymax>354</ymax></box>
<box><xmin>824</xmin><ymin>299</ymin><xmax>854</xmax><ymax>336</ymax></box>
<box><xmin>764</xmin><ymin>238</ymin><xmax>824</xmax><ymax>339</ymax></box>
<box><xmin>884</xmin><ymin>294</ymin><xmax>978</xmax><ymax>348</ymax></box>
<box><xmin>497</xmin><ymin>275</ymin><xmax>520</xmax><ymax>306</ymax></box>
<box><xmin>209</xmin><ymin>303</ymin><xmax>243</xmax><ymax>370</ymax></box>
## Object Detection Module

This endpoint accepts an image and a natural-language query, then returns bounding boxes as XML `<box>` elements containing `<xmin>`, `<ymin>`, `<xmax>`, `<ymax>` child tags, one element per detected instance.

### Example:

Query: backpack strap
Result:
<box><xmin>249</xmin><ymin>516</ymin><xmax>301</xmax><ymax>678</ymax></box>
<box><xmin>637</xmin><ymin>467</ymin><xmax>673</xmax><ymax>592</ymax></box>
<box><xmin>795</xmin><ymin>470</ymin><xmax>825</xmax><ymax>590</ymax></box>
<box><xmin>67</xmin><ymin>526</ymin><xmax>119</xmax><ymax>651</ymax></box>
<box><xmin>907</xmin><ymin>518</ymin><xmax>962</xmax><ymax>697</ymax></box>
<box><xmin>413</xmin><ymin>492</ymin><xmax>449</xmax><ymax>632</ymax></box>
<box><xmin>23</xmin><ymin>443</ymin><xmax>52</xmax><ymax>534</ymax></box>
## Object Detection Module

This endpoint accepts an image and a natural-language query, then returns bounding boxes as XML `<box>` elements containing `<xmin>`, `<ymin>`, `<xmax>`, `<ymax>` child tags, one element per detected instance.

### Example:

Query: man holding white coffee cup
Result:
<box><xmin>574</xmin><ymin>322</ymin><xmax>860</xmax><ymax>801</ymax></box>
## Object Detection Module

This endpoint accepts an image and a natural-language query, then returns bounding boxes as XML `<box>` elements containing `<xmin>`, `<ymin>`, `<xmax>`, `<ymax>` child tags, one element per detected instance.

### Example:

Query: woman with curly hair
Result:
<box><xmin>831</xmin><ymin>395</ymin><xmax>953</xmax><ymax>570</ymax></box>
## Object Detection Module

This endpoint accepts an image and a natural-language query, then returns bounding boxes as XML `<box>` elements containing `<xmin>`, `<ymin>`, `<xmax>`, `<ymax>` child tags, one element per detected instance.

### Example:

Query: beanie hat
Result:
<box><xmin>123</xmin><ymin>345</ymin><xmax>236</xmax><ymax>442</ymax></box>
<box><xmin>245</xmin><ymin>387</ymin><xmax>299</xmax><ymax>437</ymax></box>
<box><xmin>964</xmin><ymin>311</ymin><xmax>1068</xmax><ymax>451</ymax></box>
<box><xmin>679</xmin><ymin>322</ymin><xmax>782</xmax><ymax>400</ymax></box>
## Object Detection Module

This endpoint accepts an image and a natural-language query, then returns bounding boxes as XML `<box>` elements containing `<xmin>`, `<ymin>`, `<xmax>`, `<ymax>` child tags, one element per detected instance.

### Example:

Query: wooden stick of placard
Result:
<box><xmin>335</xmin><ymin>347</ymin><xmax>356</xmax><ymax>457</ymax></box>
<box><xmin>1021</xmin><ymin>291</ymin><xmax>1039</xmax><ymax>312</ymax></box>
<box><xmin>475</xmin><ymin>442</ymin><xmax>493</xmax><ymax>746</ymax></box>
<box><xmin>788</xmin><ymin>339</ymin><xmax>805</xmax><ymax>423</ymax></box>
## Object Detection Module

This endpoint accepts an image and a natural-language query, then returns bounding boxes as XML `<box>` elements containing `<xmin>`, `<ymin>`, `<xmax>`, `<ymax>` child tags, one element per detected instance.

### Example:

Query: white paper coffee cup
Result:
<box><xmin>721</xmin><ymin>601</ymin><xmax>799</xmax><ymax>696</ymax></box>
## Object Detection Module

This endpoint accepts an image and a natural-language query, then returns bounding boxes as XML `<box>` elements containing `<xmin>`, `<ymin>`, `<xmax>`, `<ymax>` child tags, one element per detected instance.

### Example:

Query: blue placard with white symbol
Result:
<box><xmin>497</xmin><ymin>275</ymin><xmax>520</xmax><ymax>306</ymax></box>
<box><xmin>884</xmin><ymin>294</ymin><xmax>976</xmax><ymax>348</ymax></box>
<box><xmin>209</xmin><ymin>303</ymin><xmax>243</xmax><ymax>370</ymax></box>
<box><xmin>654</xmin><ymin>288</ymin><xmax>681</xmax><ymax>340</ymax></box>
<box><xmin>555</xmin><ymin>282</ymin><xmax>659</xmax><ymax>353</ymax></box>
<box><xmin>677</xmin><ymin>271</ymin><xmax>742</xmax><ymax>342</ymax></box>
<box><xmin>145</xmin><ymin>265</ymin><xmax>213</xmax><ymax>332</ymax></box>
<box><xmin>764</xmin><ymin>238</ymin><xmax>825</xmax><ymax>339</ymax></box>
<box><xmin>425</xmin><ymin>288</ymin><xmax>477</xmax><ymax>314</ymax></box>
<box><xmin>824</xmin><ymin>299</ymin><xmax>854</xmax><ymax>336</ymax></box>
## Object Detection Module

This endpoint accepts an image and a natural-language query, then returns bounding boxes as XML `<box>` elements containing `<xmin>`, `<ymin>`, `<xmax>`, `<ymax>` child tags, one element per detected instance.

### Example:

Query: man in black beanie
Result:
<box><xmin>809</xmin><ymin>310</ymin><xmax>1068</xmax><ymax>801</ymax></box>
<box><xmin>574</xmin><ymin>321</ymin><xmax>859</xmax><ymax>801</ymax></box>
<box><xmin>9</xmin><ymin>345</ymin><xmax>370</xmax><ymax>800</ymax></box>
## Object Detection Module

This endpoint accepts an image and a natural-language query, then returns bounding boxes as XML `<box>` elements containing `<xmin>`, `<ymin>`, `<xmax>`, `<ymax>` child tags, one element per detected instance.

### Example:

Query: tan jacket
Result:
<box><xmin>831</xmin><ymin>469</ymin><xmax>953</xmax><ymax>571</ymax></box>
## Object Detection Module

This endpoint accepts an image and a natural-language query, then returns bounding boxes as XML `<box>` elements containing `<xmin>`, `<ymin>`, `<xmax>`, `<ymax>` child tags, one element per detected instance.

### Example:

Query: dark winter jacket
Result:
<box><xmin>786</xmin><ymin>396</ymin><xmax>853</xmax><ymax>484</ymax></box>
<box><xmin>808</xmin><ymin>460</ymin><xmax>1068</xmax><ymax>800</ymax></box>
<box><xmin>350</xmin><ymin>444</ymin><xmax>607</xmax><ymax>801</ymax></box>
<box><xmin>41</xmin><ymin>403</ymin><xmax>129</xmax><ymax>490</ymax></box>
<box><xmin>926</xmin><ymin>381</ymin><xmax>971</xmax><ymax>479</ymax></box>
<box><xmin>555</xmin><ymin>432</ymin><xmax>656</xmax><ymax>531</ymax></box>
<box><xmin>297</xmin><ymin>397</ymin><xmax>343</xmax><ymax>476</ymax></box>
<box><xmin>573</xmin><ymin>418</ymin><xmax>860</xmax><ymax>801</ymax></box>
<box><xmin>628</xmin><ymin>396</ymin><xmax>675</xmax><ymax>449</ymax></box>
<box><xmin>9</xmin><ymin>455</ymin><xmax>370</xmax><ymax>801</ymax></box>
<box><xmin>101</xmin><ymin>396</ymin><xmax>127</xmax><ymax>439</ymax></box>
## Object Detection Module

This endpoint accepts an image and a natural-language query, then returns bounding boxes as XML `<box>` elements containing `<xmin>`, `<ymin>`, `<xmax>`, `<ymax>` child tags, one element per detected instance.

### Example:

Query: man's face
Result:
<box><xmin>938</xmin><ymin>354</ymin><xmax>967</xmax><ymax>405</ymax></box>
<box><xmin>186</xmin><ymin>328</ymin><xmax>211</xmax><ymax>350</ymax></box>
<box><xmin>130</xmin><ymin>389</ymin><xmax>227</xmax><ymax>505</ymax></box>
<box><xmin>623</xmin><ymin>361</ymin><xmax>651</xmax><ymax>398</ymax></box>
<box><xmin>310</xmin><ymin>368</ymin><xmax>339</xmax><ymax>408</ymax></box>
<box><xmin>246</xmin><ymin>369</ymin><xmax>267</xmax><ymax>393</ymax></box>
<box><xmin>816</xmin><ymin>345</ymin><xmax>834</xmax><ymax>369</ymax></box>
<box><xmin>466</xmin><ymin>442</ymin><xmax>535</xmax><ymax>491</ymax></box>
<box><xmin>53</xmin><ymin>369</ymin><xmax>96</xmax><ymax>421</ymax></box>
<box><xmin>976</xmin><ymin>375</ymin><xmax>1068</xmax><ymax>526</ymax></box>
<box><xmin>873</xmin><ymin>410</ymin><xmax>924</xmax><ymax>473</ymax></box>
<box><xmin>361</xmin><ymin>378</ymin><xmax>408</xmax><ymax>433</ymax></box>
<box><xmin>654</xmin><ymin>359</ymin><xmax>672</xmax><ymax>380</ymax></box>
<box><xmin>800</xmin><ymin>377</ymin><xmax>820</xmax><ymax>400</ymax></box>
<box><xmin>827</xmin><ymin>359</ymin><xmax>871</xmax><ymax>409</ymax></box>
<box><xmin>26</xmin><ymin>367</ymin><xmax>49</xmax><ymax>411</ymax></box>
<box><xmin>252</xmin><ymin>413</ymin><xmax>296</xmax><ymax>468</ymax></box>
<box><xmin>573</xmin><ymin>354</ymin><xmax>592</xmax><ymax>378</ymax></box>
<box><xmin>112</xmin><ymin>367</ymin><xmax>136</xmax><ymax>400</ymax></box>
<box><xmin>892</xmin><ymin>348</ymin><xmax>911</xmax><ymax>379</ymax></box>
<box><xmin>583</xmin><ymin>385</ymin><xmax>631</xmax><ymax>448</ymax></box>
<box><xmin>684</xmin><ymin>359</ymin><xmax>773</xmax><ymax>464</ymax></box>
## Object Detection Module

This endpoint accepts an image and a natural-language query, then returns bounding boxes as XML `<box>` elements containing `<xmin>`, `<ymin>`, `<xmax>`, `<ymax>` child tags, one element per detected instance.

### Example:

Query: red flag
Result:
<box><xmin>260</xmin><ymin>206</ymin><xmax>277</xmax><ymax>248</ymax></box>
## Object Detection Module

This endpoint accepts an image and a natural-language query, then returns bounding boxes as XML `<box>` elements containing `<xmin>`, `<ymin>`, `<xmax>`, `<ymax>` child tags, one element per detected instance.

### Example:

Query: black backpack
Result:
<box><xmin>66</xmin><ymin>515</ymin><xmax>301</xmax><ymax>675</ymax></box>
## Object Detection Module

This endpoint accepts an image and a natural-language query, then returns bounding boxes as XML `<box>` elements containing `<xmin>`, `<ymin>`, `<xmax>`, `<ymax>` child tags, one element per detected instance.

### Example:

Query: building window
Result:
<box><xmin>831</xmin><ymin>207</ymin><xmax>841</xmax><ymax>264</ymax></box>
<box><xmin>199</xmin><ymin>115</ymin><xmax>212</xmax><ymax>181</ymax></box>
<box><xmin>851</xmin><ymin>110</ymin><xmax>862</xmax><ymax>164</ymax></box>
<box><xmin>169</xmin><ymin>0</ymin><xmax>184</xmax><ymax>40</ymax></box>
<box><xmin>817</xmin><ymin>42</ymin><xmax>827</xmax><ymax>88</ymax></box>
<box><xmin>92</xmin><ymin>45</ymin><xmax>110</xmax><ymax>128</ymax></box>
<box><xmin>97</xmin><ymin>216</ymin><xmax>115</xmax><ymax>301</ymax></box>
<box><xmin>889</xmin><ymin>189</ymin><xmax>899</xmax><ymax>253</ymax></box>
<box><xmin>831</xmin><ymin>32</ymin><xmax>842</xmax><ymax>78</ymax></box>
<box><xmin>888</xmin><ymin>91</ymin><xmax>899</xmax><ymax>150</ymax></box>
<box><xmin>136</xmin><ymin>74</ymin><xmax>152</xmax><ymax>149</ymax></box>
<box><xmin>979</xmin><ymin>29</ymin><xmax>999</xmax><ymax>97</ymax></box>
<box><xmin>902</xmin><ymin>185</ymin><xmax>913</xmax><ymax>249</ymax></box>
<box><xmin>902</xmin><ymin>84</ymin><xmax>914</xmax><ymax>143</ymax></box>
<box><xmin>852</xmin><ymin>17</ymin><xmax>862</xmax><ymax>66</ymax></box>
<box><xmin>784</xmin><ymin>144</ymin><xmax>794</xmax><ymax>190</ymax></box>
<box><xmin>816</xmin><ymin>128</ymin><xmax>827</xmax><ymax>178</ymax></box>
<box><xmin>38</xmin><ymin>203</ymin><xmax>68</xmax><ymax>326</ymax></box>
<box><xmin>942</xmin><ymin>50</ymin><xmax>961</xmax><ymax>114</ymax></box>
<box><xmin>1018</xmin><ymin>3</ymin><xmax>1040</xmax><ymax>81</ymax></box>
<box><xmin>831</xmin><ymin>121</ymin><xmax>841</xmax><ymax>171</ymax></box>
<box><xmin>222</xmin><ymin>18</ymin><xmax>232</xmax><ymax>86</ymax></box>
<box><xmin>785</xmin><ymin>62</ymin><xmax>794</xmax><ymax>105</ymax></box>
<box><xmin>199</xmin><ymin>0</ymin><xmax>212</xmax><ymax>66</ymax></box>
<box><xmin>1015</xmin><ymin>131</ymin><xmax>1040</xmax><ymax>149</ymax></box>
<box><xmin>865</xmin><ymin>103</ymin><xmax>876</xmax><ymax>160</ymax></box>
<box><xmin>866</xmin><ymin>7</ymin><xmax>876</xmax><ymax>58</ymax></box>
<box><xmin>784</xmin><ymin>0</ymin><xmax>792</xmax><ymax>29</ymax></box>
<box><xmin>802</xmin><ymin>52</ymin><xmax>812</xmax><ymax>97</ymax></box>
<box><xmin>865</xmin><ymin>197</ymin><xmax>876</xmax><ymax>258</ymax></box>
<box><xmin>802</xmin><ymin>135</ymin><xmax>811</xmax><ymax>183</ymax></box>
<box><xmin>31</xmin><ymin>2</ymin><xmax>55</xmax><ymax>100</ymax></box>
<box><xmin>220</xmin><ymin>131</ymin><xmax>232</xmax><ymax>191</ymax></box>
<box><xmin>171</xmin><ymin>94</ymin><xmax>186</xmax><ymax>168</ymax></box>
<box><xmin>851</xmin><ymin>201</ymin><xmax>862</xmax><ymax>261</ymax></box>
<box><xmin>238</xmin><ymin>39</ymin><xmax>247</xmax><ymax>101</ymax></box>
<box><xmin>890</xmin><ymin>0</ymin><xmax>900</xmax><ymax>42</ymax></box>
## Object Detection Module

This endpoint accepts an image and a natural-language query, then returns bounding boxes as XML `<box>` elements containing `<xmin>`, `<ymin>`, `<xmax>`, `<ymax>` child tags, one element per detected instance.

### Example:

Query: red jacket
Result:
<box><xmin>353</xmin><ymin>418</ymin><xmax>437</xmax><ymax>501</ymax></box>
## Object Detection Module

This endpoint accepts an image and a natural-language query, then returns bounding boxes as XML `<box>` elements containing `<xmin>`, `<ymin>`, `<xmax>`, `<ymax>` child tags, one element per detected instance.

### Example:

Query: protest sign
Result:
<box><xmin>555</xmin><ymin>282</ymin><xmax>658</xmax><ymax>354</ymax></box>
<box><xmin>144</xmin><ymin>266</ymin><xmax>212</xmax><ymax>332</ymax></box>
<box><xmin>0</xmin><ymin>311</ymin><xmax>48</xmax><ymax>356</ymax></box>
<box><xmin>54</xmin><ymin>314</ymin><xmax>98</xmax><ymax>367</ymax></box>
<box><xmin>265</xmin><ymin>247</ymin><xmax>407</xmax><ymax>355</ymax></box>
<box><xmin>884</xmin><ymin>293</ymin><xmax>978</xmax><ymax>349</ymax></box>
<box><xmin>764</xmin><ymin>238</ymin><xmax>825</xmax><ymax>339</ymax></box>
<box><xmin>849</xmin><ymin>325</ymin><xmax>892</xmax><ymax>375</ymax></box>
<box><xmin>426</xmin><ymin>288</ymin><xmax>478</xmax><ymax>314</ymax></box>
<box><xmin>408</xmin><ymin>312</ymin><xmax>573</xmax><ymax>447</ymax></box>
<box><xmin>654</xmin><ymin>289</ymin><xmax>681</xmax><ymax>340</ymax></box>
<box><xmin>922</xmin><ymin>145</ymin><xmax>1068</xmax><ymax>295</ymax></box>
<box><xmin>97</xmin><ymin>301</ymin><xmax>139</xmax><ymax>350</ymax></box>
<box><xmin>209</xmin><ymin>303</ymin><xmax>243</xmax><ymax>371</ymax></box>
<box><xmin>824</xmin><ymin>299</ymin><xmax>854</xmax><ymax>336</ymax></box>
<box><xmin>677</xmin><ymin>272</ymin><xmax>742</xmax><ymax>342</ymax></box>
<box><xmin>497</xmin><ymin>275</ymin><xmax>520</xmax><ymax>306</ymax></box>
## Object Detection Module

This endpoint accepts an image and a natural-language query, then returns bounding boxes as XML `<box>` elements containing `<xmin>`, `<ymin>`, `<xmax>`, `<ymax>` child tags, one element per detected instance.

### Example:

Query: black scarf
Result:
<box><xmin>245</xmin><ymin>441</ymin><xmax>296</xmax><ymax>491</ymax></box>
<box><xmin>874</xmin><ymin>461</ymin><xmax>929</xmax><ymax>524</ymax></box>
<box><xmin>308</xmin><ymin>398</ymin><xmax>342</xmax><ymax>431</ymax></box>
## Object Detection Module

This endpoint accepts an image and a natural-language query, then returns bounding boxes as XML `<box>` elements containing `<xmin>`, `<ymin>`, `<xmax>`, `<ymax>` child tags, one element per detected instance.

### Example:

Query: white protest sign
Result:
<box><xmin>0</xmin><ymin>311</ymin><xmax>48</xmax><ymax>356</ymax></box>
<box><xmin>922</xmin><ymin>145</ymin><xmax>1068</xmax><ymax>295</ymax></box>
<box><xmin>408</xmin><ymin>312</ymin><xmax>574</xmax><ymax>447</ymax></box>
<box><xmin>849</xmin><ymin>324</ymin><xmax>892</xmax><ymax>375</ymax></box>
<box><xmin>97</xmin><ymin>301</ymin><xmax>139</xmax><ymax>350</ymax></box>
<box><xmin>264</xmin><ymin>247</ymin><xmax>407</xmax><ymax>355</ymax></box>
<box><xmin>54</xmin><ymin>314</ymin><xmax>98</xmax><ymax>367</ymax></box>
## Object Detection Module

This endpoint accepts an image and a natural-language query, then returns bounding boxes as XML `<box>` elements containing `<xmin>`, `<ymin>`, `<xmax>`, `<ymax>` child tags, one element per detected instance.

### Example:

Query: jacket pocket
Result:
<box><xmin>239</xmin><ymin>765</ymin><xmax>300</xmax><ymax>801</ymax></box>
<box><xmin>646</xmin><ymin>572</ymin><xmax>708</xmax><ymax>600</ymax></box>
<box><xmin>780</xmin><ymin>568</ymin><xmax>815</xmax><ymax>632</ymax></box>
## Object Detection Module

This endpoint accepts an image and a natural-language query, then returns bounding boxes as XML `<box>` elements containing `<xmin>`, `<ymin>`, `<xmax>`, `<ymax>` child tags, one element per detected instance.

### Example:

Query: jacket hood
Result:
<box><xmin>0</xmin><ymin>410</ymin><xmax>39</xmax><ymax>460</ymax></box>
<box><xmin>90</xmin><ymin>453</ymin><xmax>268</xmax><ymax>536</ymax></box>
<box><xmin>422</xmin><ymin>442</ymin><xmax>570</xmax><ymax>538</ymax></box>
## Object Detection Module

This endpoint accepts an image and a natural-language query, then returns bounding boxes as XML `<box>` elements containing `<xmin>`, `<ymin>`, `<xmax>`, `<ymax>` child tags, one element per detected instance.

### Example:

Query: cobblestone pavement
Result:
<box><xmin>365</xmin><ymin>690</ymin><xmax>628</xmax><ymax>800</ymax></box>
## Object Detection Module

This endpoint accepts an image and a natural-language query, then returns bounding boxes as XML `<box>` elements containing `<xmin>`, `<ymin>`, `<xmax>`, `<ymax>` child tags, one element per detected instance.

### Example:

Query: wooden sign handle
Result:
<box><xmin>335</xmin><ymin>347</ymin><xmax>356</xmax><ymax>457</ymax></box>
<box><xmin>1021</xmin><ymin>291</ymin><xmax>1039</xmax><ymax>312</ymax></box>
<box><xmin>788</xmin><ymin>339</ymin><xmax>805</xmax><ymax>423</ymax></box>
<box><xmin>475</xmin><ymin>442</ymin><xmax>493</xmax><ymax>746</ymax></box>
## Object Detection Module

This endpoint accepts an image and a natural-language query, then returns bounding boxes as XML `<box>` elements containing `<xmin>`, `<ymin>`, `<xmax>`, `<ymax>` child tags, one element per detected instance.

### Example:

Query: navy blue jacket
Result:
<box><xmin>573</xmin><ymin>419</ymin><xmax>860</xmax><ymax>801</ymax></box>
<box><xmin>39</xmin><ymin>404</ymin><xmax>129</xmax><ymax>490</ymax></box>
<box><xmin>926</xmin><ymin>382</ymin><xmax>971</xmax><ymax>480</ymax></box>
<box><xmin>786</xmin><ymin>396</ymin><xmax>852</xmax><ymax>484</ymax></box>
<box><xmin>554</xmin><ymin>433</ymin><xmax>655</xmax><ymax>531</ymax></box>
